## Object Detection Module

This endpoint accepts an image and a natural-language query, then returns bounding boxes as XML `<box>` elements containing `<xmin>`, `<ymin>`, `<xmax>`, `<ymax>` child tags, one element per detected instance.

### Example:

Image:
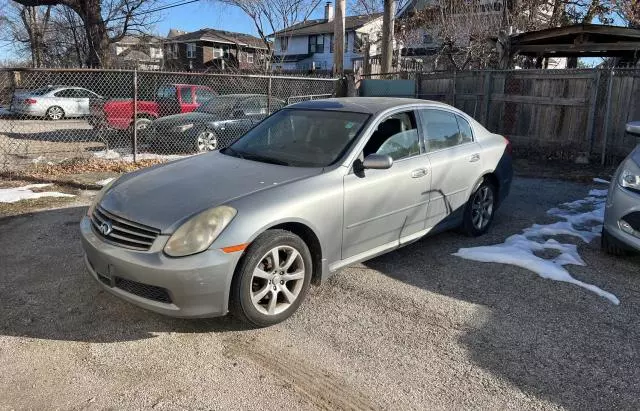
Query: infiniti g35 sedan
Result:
<box><xmin>80</xmin><ymin>97</ymin><xmax>513</xmax><ymax>326</ymax></box>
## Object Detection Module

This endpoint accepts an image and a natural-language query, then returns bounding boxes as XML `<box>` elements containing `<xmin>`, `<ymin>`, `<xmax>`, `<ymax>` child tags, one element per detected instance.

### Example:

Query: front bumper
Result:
<box><xmin>604</xmin><ymin>184</ymin><xmax>640</xmax><ymax>252</ymax></box>
<box><xmin>80</xmin><ymin>216</ymin><xmax>241</xmax><ymax>317</ymax></box>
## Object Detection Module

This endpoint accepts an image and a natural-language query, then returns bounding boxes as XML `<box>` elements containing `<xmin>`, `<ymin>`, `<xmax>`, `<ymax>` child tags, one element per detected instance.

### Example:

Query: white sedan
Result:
<box><xmin>10</xmin><ymin>86</ymin><xmax>102</xmax><ymax>120</ymax></box>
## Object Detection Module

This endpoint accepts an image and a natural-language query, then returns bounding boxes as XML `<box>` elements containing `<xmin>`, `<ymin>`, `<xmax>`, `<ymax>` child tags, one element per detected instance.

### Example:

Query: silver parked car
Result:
<box><xmin>10</xmin><ymin>86</ymin><xmax>102</xmax><ymax>120</ymax></box>
<box><xmin>80</xmin><ymin>97</ymin><xmax>513</xmax><ymax>326</ymax></box>
<box><xmin>602</xmin><ymin>121</ymin><xmax>640</xmax><ymax>255</ymax></box>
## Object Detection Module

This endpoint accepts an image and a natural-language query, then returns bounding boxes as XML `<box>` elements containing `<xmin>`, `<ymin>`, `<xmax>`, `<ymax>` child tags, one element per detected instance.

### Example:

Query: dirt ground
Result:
<box><xmin>1</xmin><ymin>176</ymin><xmax>639</xmax><ymax>410</ymax></box>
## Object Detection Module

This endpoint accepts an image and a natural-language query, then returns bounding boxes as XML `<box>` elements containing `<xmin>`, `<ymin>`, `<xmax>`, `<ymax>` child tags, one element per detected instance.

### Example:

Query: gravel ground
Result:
<box><xmin>1</xmin><ymin>177</ymin><xmax>639</xmax><ymax>410</ymax></box>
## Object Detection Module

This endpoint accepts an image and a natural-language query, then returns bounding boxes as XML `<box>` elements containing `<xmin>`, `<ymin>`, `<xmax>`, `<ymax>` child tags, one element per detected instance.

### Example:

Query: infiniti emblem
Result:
<box><xmin>100</xmin><ymin>221</ymin><xmax>113</xmax><ymax>236</ymax></box>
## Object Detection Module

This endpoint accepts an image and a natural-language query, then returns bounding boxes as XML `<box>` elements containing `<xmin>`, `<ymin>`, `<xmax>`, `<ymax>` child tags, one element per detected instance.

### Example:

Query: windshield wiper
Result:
<box><xmin>222</xmin><ymin>146</ymin><xmax>245</xmax><ymax>159</ymax></box>
<box><xmin>241</xmin><ymin>153</ymin><xmax>290</xmax><ymax>166</ymax></box>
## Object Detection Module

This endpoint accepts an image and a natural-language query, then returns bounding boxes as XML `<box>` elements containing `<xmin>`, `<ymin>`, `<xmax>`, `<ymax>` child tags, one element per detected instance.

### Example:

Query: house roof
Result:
<box><xmin>115</xmin><ymin>34</ymin><xmax>163</xmax><ymax>45</ymax></box>
<box><xmin>270</xmin><ymin>14</ymin><xmax>382</xmax><ymax>37</ymax></box>
<box><xmin>117</xmin><ymin>49</ymin><xmax>158</xmax><ymax>62</ymax></box>
<box><xmin>166</xmin><ymin>28</ymin><xmax>267</xmax><ymax>50</ymax></box>
<box><xmin>508</xmin><ymin>24</ymin><xmax>640</xmax><ymax>58</ymax></box>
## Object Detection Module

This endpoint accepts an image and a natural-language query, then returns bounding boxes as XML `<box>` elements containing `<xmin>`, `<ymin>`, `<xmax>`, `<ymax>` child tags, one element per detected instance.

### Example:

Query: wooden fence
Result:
<box><xmin>413</xmin><ymin>69</ymin><xmax>640</xmax><ymax>163</ymax></box>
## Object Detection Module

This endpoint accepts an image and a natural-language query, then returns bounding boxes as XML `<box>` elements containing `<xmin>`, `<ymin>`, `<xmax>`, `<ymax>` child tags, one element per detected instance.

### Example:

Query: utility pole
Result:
<box><xmin>381</xmin><ymin>0</ymin><xmax>396</xmax><ymax>74</ymax></box>
<box><xmin>333</xmin><ymin>0</ymin><xmax>345</xmax><ymax>75</ymax></box>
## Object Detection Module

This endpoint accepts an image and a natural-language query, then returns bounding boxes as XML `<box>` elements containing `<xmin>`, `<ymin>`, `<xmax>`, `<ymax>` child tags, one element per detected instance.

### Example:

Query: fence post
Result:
<box><xmin>586</xmin><ymin>70</ymin><xmax>601</xmax><ymax>154</ymax></box>
<box><xmin>267</xmin><ymin>74</ymin><xmax>272</xmax><ymax>115</ymax></box>
<box><xmin>601</xmin><ymin>69</ymin><xmax>615</xmax><ymax>166</ymax></box>
<box><xmin>451</xmin><ymin>70</ymin><xmax>457</xmax><ymax>107</ymax></box>
<box><xmin>133</xmin><ymin>68</ymin><xmax>138</xmax><ymax>163</ymax></box>
<box><xmin>481</xmin><ymin>71</ymin><xmax>492</xmax><ymax>126</ymax></box>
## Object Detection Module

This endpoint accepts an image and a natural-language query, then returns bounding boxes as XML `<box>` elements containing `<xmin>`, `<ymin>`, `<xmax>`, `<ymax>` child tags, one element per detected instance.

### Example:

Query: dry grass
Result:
<box><xmin>0</xmin><ymin>180</ymin><xmax>81</xmax><ymax>217</ymax></box>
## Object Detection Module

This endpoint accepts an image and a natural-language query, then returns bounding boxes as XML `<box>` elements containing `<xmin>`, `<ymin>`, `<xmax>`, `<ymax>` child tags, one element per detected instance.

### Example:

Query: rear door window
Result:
<box><xmin>455</xmin><ymin>115</ymin><xmax>474</xmax><ymax>144</ymax></box>
<box><xmin>419</xmin><ymin>109</ymin><xmax>467</xmax><ymax>152</ymax></box>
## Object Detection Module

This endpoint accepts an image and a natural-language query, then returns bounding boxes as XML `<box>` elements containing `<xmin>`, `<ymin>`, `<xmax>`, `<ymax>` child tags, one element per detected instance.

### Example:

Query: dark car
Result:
<box><xmin>147</xmin><ymin>94</ymin><xmax>286</xmax><ymax>153</ymax></box>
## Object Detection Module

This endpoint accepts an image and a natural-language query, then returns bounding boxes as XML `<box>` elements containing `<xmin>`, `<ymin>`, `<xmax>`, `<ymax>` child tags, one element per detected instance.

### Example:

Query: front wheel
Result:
<box><xmin>194</xmin><ymin>129</ymin><xmax>218</xmax><ymax>153</ymax></box>
<box><xmin>230</xmin><ymin>230</ymin><xmax>312</xmax><ymax>327</ymax></box>
<box><xmin>461</xmin><ymin>180</ymin><xmax>496</xmax><ymax>237</ymax></box>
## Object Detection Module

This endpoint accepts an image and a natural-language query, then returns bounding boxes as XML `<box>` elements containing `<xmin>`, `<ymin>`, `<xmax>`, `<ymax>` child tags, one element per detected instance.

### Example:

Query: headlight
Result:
<box><xmin>174</xmin><ymin>123</ymin><xmax>194</xmax><ymax>132</ymax></box>
<box><xmin>164</xmin><ymin>206</ymin><xmax>237</xmax><ymax>257</ymax></box>
<box><xmin>87</xmin><ymin>179</ymin><xmax>115</xmax><ymax>217</ymax></box>
<box><xmin>619</xmin><ymin>169</ymin><xmax>640</xmax><ymax>193</ymax></box>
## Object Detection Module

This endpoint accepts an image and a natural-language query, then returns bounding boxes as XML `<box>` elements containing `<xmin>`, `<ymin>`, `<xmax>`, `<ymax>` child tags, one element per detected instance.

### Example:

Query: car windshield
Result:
<box><xmin>222</xmin><ymin>109</ymin><xmax>370</xmax><ymax>167</ymax></box>
<box><xmin>196</xmin><ymin>96</ymin><xmax>246</xmax><ymax>114</ymax></box>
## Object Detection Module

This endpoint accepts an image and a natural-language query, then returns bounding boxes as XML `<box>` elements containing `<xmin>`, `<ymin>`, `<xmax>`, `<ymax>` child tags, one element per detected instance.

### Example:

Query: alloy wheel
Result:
<box><xmin>196</xmin><ymin>131</ymin><xmax>218</xmax><ymax>152</ymax></box>
<box><xmin>47</xmin><ymin>106</ymin><xmax>64</xmax><ymax>120</ymax></box>
<box><xmin>250</xmin><ymin>246</ymin><xmax>306</xmax><ymax>316</ymax></box>
<box><xmin>471</xmin><ymin>185</ymin><xmax>494</xmax><ymax>230</ymax></box>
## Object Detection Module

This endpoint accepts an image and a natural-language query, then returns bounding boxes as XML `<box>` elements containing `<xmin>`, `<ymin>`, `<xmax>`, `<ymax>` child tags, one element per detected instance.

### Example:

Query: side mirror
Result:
<box><xmin>362</xmin><ymin>154</ymin><xmax>393</xmax><ymax>170</ymax></box>
<box><xmin>626</xmin><ymin>121</ymin><xmax>640</xmax><ymax>136</ymax></box>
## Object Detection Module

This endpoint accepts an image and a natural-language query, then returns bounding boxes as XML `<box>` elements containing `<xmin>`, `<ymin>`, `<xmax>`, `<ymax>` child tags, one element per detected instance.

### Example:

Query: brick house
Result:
<box><xmin>164</xmin><ymin>28</ymin><xmax>268</xmax><ymax>71</ymax></box>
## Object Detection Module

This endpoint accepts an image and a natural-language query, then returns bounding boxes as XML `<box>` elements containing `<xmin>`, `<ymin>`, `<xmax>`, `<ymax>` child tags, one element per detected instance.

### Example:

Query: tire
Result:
<box><xmin>133</xmin><ymin>116</ymin><xmax>152</xmax><ymax>132</ymax></box>
<box><xmin>194</xmin><ymin>129</ymin><xmax>218</xmax><ymax>153</ymax></box>
<box><xmin>230</xmin><ymin>229</ymin><xmax>313</xmax><ymax>327</ymax></box>
<box><xmin>461</xmin><ymin>179</ymin><xmax>497</xmax><ymax>237</ymax></box>
<box><xmin>601</xmin><ymin>228</ymin><xmax>628</xmax><ymax>256</ymax></box>
<box><xmin>46</xmin><ymin>106</ymin><xmax>64</xmax><ymax>121</ymax></box>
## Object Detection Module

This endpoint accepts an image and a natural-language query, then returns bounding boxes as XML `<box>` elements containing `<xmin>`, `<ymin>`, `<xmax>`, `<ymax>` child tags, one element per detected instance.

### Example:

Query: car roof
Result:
<box><xmin>287</xmin><ymin>97</ymin><xmax>452</xmax><ymax>115</ymax></box>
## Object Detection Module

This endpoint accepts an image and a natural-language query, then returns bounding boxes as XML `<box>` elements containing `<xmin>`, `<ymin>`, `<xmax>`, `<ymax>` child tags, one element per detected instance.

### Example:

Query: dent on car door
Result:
<box><xmin>342</xmin><ymin>110</ymin><xmax>431</xmax><ymax>260</ymax></box>
<box><xmin>418</xmin><ymin>109</ymin><xmax>481</xmax><ymax>229</ymax></box>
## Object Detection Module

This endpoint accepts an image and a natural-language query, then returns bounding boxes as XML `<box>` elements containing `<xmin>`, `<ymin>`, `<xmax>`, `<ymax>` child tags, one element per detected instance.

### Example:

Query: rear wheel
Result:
<box><xmin>461</xmin><ymin>180</ymin><xmax>496</xmax><ymax>237</ymax></box>
<box><xmin>133</xmin><ymin>116</ymin><xmax>152</xmax><ymax>132</ymax></box>
<box><xmin>46</xmin><ymin>106</ymin><xmax>64</xmax><ymax>121</ymax></box>
<box><xmin>230</xmin><ymin>230</ymin><xmax>312</xmax><ymax>327</ymax></box>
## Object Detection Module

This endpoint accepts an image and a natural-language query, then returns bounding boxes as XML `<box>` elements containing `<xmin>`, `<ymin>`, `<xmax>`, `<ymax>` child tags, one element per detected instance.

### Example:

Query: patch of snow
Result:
<box><xmin>0</xmin><ymin>184</ymin><xmax>75</xmax><ymax>203</ymax></box>
<box><xmin>93</xmin><ymin>149</ymin><xmax>187</xmax><ymax>162</ymax></box>
<box><xmin>593</xmin><ymin>178</ymin><xmax>610</xmax><ymax>184</ymax></box>
<box><xmin>31</xmin><ymin>155</ymin><xmax>46</xmax><ymax>164</ymax></box>
<box><xmin>454</xmin><ymin>185</ymin><xmax>619</xmax><ymax>305</ymax></box>
<box><xmin>96</xmin><ymin>177</ymin><xmax>115</xmax><ymax>186</ymax></box>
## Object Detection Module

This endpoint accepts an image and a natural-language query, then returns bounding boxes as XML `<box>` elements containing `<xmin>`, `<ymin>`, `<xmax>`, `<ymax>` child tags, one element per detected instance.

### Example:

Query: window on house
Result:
<box><xmin>308</xmin><ymin>35</ymin><xmax>324</xmax><ymax>53</ymax></box>
<box><xmin>354</xmin><ymin>32</ymin><xmax>369</xmax><ymax>52</ymax></box>
<box><xmin>422</xmin><ymin>33</ymin><xmax>433</xmax><ymax>44</ymax></box>
<box><xmin>186</xmin><ymin>43</ymin><xmax>196</xmax><ymax>58</ymax></box>
<box><xmin>279</xmin><ymin>37</ymin><xmax>288</xmax><ymax>52</ymax></box>
<box><xmin>247</xmin><ymin>53</ymin><xmax>254</xmax><ymax>64</ymax></box>
<box><xmin>213</xmin><ymin>47</ymin><xmax>223</xmax><ymax>58</ymax></box>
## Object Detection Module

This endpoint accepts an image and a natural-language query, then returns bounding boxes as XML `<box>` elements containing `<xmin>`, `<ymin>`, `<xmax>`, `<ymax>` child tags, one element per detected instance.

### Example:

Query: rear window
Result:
<box><xmin>156</xmin><ymin>86</ymin><xmax>177</xmax><ymax>99</ymax></box>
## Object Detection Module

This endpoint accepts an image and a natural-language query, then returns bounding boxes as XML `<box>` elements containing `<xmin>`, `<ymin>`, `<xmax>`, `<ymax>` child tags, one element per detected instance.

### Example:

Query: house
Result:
<box><xmin>112</xmin><ymin>34</ymin><xmax>164</xmax><ymax>70</ymax></box>
<box><xmin>163</xmin><ymin>28</ymin><xmax>268</xmax><ymax>71</ymax></box>
<box><xmin>396</xmin><ymin>0</ymin><xmax>567</xmax><ymax>69</ymax></box>
<box><xmin>270</xmin><ymin>2</ymin><xmax>383</xmax><ymax>71</ymax></box>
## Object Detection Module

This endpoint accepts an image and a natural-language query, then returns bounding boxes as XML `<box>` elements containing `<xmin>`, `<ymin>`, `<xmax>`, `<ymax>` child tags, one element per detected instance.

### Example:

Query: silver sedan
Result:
<box><xmin>80</xmin><ymin>97</ymin><xmax>513</xmax><ymax>326</ymax></box>
<box><xmin>10</xmin><ymin>86</ymin><xmax>102</xmax><ymax>120</ymax></box>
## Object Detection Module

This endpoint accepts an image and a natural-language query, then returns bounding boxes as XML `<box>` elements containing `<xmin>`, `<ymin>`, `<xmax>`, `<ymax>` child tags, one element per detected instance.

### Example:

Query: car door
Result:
<box><xmin>342</xmin><ymin>110</ymin><xmax>431</xmax><ymax>260</ymax></box>
<box><xmin>54</xmin><ymin>89</ymin><xmax>79</xmax><ymax>116</ymax></box>
<box><xmin>75</xmin><ymin>89</ymin><xmax>95</xmax><ymax>116</ymax></box>
<box><xmin>418</xmin><ymin>108</ymin><xmax>482</xmax><ymax>229</ymax></box>
<box><xmin>179</xmin><ymin>86</ymin><xmax>197</xmax><ymax>113</ymax></box>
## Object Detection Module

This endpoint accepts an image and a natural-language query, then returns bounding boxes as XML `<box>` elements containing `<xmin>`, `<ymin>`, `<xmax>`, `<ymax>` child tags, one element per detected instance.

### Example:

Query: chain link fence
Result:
<box><xmin>0</xmin><ymin>69</ymin><xmax>337</xmax><ymax>171</ymax></box>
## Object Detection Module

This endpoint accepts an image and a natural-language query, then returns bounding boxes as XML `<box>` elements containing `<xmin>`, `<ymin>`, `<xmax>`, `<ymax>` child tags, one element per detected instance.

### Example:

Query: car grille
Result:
<box><xmin>114</xmin><ymin>277</ymin><xmax>172</xmax><ymax>303</ymax></box>
<box><xmin>90</xmin><ymin>206</ymin><xmax>160</xmax><ymax>251</ymax></box>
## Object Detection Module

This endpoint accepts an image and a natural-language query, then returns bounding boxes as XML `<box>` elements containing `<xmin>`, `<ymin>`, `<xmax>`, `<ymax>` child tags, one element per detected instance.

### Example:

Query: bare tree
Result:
<box><xmin>10</xmin><ymin>0</ymin><xmax>160</xmax><ymax>67</ymax></box>
<box><xmin>0</xmin><ymin>2</ymin><xmax>52</xmax><ymax>67</ymax></box>
<box><xmin>216</xmin><ymin>0</ymin><xmax>323</xmax><ymax>53</ymax></box>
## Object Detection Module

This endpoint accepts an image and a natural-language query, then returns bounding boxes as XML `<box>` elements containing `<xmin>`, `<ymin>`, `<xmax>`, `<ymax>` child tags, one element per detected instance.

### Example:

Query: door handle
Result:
<box><xmin>411</xmin><ymin>168</ymin><xmax>428</xmax><ymax>178</ymax></box>
<box><xmin>469</xmin><ymin>153</ymin><xmax>480</xmax><ymax>162</ymax></box>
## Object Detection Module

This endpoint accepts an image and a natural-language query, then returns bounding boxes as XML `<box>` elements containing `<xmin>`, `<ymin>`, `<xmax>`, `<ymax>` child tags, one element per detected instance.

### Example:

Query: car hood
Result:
<box><xmin>100</xmin><ymin>152</ymin><xmax>322</xmax><ymax>232</ymax></box>
<box><xmin>153</xmin><ymin>112</ymin><xmax>221</xmax><ymax>127</ymax></box>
